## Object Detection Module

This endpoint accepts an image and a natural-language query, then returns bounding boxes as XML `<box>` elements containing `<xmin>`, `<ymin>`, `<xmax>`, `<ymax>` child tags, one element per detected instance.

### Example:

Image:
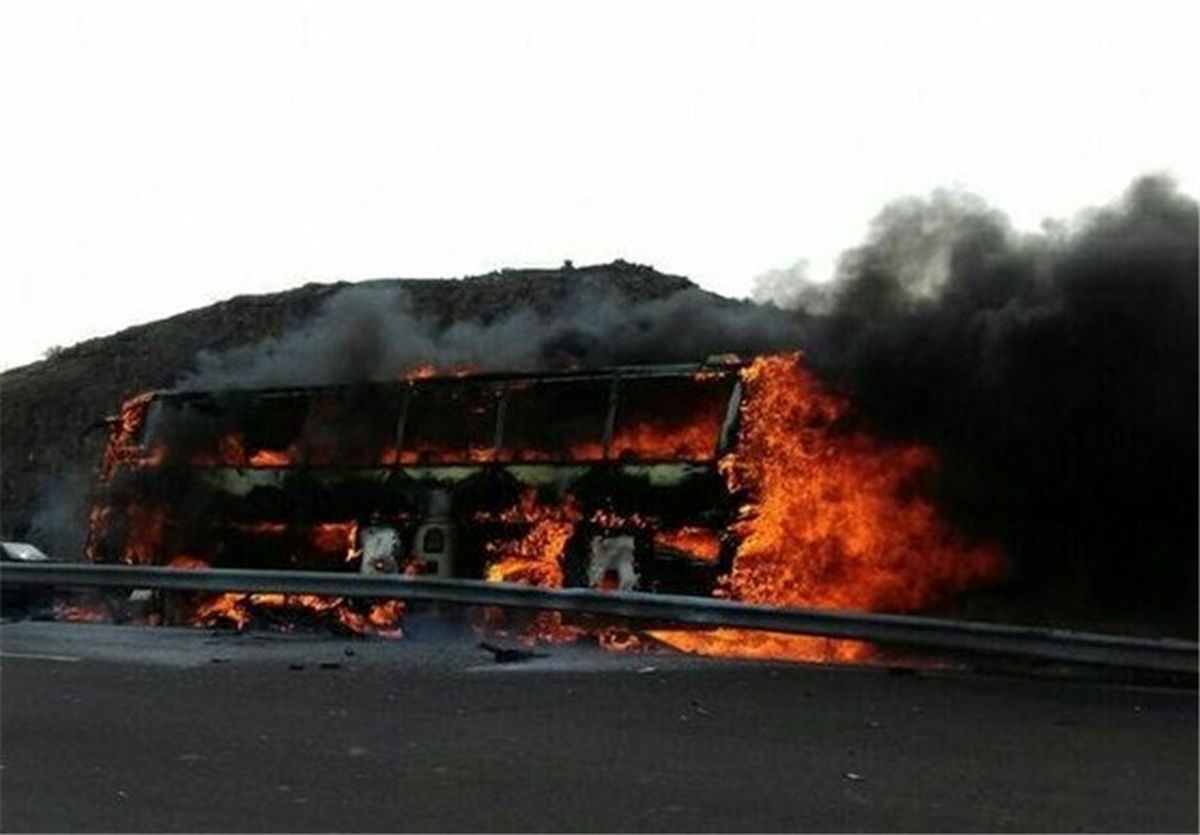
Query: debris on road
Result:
<box><xmin>478</xmin><ymin>642</ymin><xmax>548</xmax><ymax>664</ymax></box>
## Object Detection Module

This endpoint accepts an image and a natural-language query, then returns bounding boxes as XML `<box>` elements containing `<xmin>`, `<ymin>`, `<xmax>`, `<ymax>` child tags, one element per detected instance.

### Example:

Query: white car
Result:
<box><xmin>1</xmin><ymin>541</ymin><xmax>54</xmax><ymax>563</ymax></box>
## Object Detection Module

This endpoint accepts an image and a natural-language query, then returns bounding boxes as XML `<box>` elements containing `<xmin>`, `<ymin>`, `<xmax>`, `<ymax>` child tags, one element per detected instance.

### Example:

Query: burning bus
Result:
<box><xmin>86</xmin><ymin>358</ymin><xmax>748</xmax><ymax>601</ymax></box>
<box><xmin>84</xmin><ymin>353</ymin><xmax>1002</xmax><ymax>647</ymax></box>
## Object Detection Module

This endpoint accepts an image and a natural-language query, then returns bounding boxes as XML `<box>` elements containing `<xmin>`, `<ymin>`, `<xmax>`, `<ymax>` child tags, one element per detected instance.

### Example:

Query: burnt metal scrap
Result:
<box><xmin>478</xmin><ymin>642</ymin><xmax>549</xmax><ymax>663</ymax></box>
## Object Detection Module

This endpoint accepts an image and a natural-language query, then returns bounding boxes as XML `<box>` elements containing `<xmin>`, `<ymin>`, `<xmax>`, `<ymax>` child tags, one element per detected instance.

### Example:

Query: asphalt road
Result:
<box><xmin>1</xmin><ymin>621</ymin><xmax>1196</xmax><ymax>832</ymax></box>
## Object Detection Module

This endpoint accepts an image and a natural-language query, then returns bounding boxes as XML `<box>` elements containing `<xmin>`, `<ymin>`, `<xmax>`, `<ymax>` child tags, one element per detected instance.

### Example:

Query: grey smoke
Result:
<box><xmin>180</xmin><ymin>281</ymin><xmax>807</xmax><ymax>390</ymax></box>
<box><xmin>26</xmin><ymin>468</ymin><xmax>92</xmax><ymax>562</ymax></box>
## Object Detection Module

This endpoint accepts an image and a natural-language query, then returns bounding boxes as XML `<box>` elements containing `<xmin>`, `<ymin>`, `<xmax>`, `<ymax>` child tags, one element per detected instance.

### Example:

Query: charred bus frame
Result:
<box><xmin>86</xmin><ymin>359</ymin><xmax>748</xmax><ymax>598</ymax></box>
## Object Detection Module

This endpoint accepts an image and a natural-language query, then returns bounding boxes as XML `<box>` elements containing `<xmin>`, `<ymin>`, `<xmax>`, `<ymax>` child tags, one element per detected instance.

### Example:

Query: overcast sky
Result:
<box><xmin>1</xmin><ymin>0</ymin><xmax>1196</xmax><ymax>370</ymax></box>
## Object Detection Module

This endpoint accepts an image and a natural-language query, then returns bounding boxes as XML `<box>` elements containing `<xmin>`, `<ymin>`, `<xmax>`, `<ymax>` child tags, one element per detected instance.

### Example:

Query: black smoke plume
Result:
<box><xmin>774</xmin><ymin>176</ymin><xmax>1197</xmax><ymax>630</ymax></box>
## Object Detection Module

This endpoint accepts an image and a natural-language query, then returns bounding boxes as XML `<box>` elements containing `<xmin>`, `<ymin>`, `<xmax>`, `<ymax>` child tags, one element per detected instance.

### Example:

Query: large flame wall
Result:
<box><xmin>651</xmin><ymin>354</ymin><xmax>1003</xmax><ymax>662</ymax></box>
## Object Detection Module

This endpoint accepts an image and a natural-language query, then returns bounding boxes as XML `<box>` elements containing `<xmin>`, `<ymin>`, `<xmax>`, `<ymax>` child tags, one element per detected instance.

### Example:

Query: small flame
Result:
<box><xmin>610</xmin><ymin>420</ymin><xmax>718</xmax><ymax>461</ymax></box>
<box><xmin>167</xmin><ymin>555</ymin><xmax>210</xmax><ymax>570</ymax></box>
<box><xmin>479</xmin><ymin>491</ymin><xmax>586</xmax><ymax>644</ymax></box>
<box><xmin>646</xmin><ymin>628</ymin><xmax>872</xmax><ymax>662</ymax></box>
<box><xmin>53</xmin><ymin>599</ymin><xmax>113</xmax><ymax>624</ymax></box>
<box><xmin>98</xmin><ymin>392</ymin><xmax>159</xmax><ymax>479</ymax></box>
<box><xmin>185</xmin><ymin>592</ymin><xmax>405</xmax><ymax>636</ymax></box>
<box><xmin>495</xmin><ymin>441</ymin><xmax>606</xmax><ymax>463</ymax></box>
<box><xmin>310</xmin><ymin>522</ymin><xmax>359</xmax><ymax>557</ymax></box>
<box><xmin>395</xmin><ymin>444</ymin><xmax>497</xmax><ymax>465</ymax></box>
<box><xmin>247</xmin><ymin>447</ymin><xmax>295</xmax><ymax>468</ymax></box>
<box><xmin>229</xmin><ymin>521</ymin><xmax>287</xmax><ymax>536</ymax></box>
<box><xmin>655</xmin><ymin>526</ymin><xmax>721</xmax><ymax>562</ymax></box>
<box><xmin>597</xmin><ymin>627</ymin><xmax>647</xmax><ymax>652</ymax></box>
<box><xmin>335</xmin><ymin>601</ymin><xmax>404</xmax><ymax>636</ymax></box>
<box><xmin>483</xmin><ymin>491</ymin><xmax>581</xmax><ymax>587</ymax></box>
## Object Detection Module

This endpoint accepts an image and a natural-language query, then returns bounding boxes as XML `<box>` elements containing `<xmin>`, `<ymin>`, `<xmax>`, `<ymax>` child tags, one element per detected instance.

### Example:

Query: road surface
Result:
<box><xmin>1</xmin><ymin>620</ymin><xmax>1196</xmax><ymax>832</ymax></box>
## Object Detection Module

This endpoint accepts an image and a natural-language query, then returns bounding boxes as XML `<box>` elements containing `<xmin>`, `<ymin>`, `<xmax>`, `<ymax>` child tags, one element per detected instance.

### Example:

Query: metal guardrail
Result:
<box><xmin>2</xmin><ymin>562</ymin><xmax>1196</xmax><ymax>674</ymax></box>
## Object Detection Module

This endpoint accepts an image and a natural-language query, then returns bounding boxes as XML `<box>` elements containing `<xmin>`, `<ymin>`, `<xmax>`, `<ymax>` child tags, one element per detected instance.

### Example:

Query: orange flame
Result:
<box><xmin>309</xmin><ymin>522</ymin><xmax>359</xmax><ymax>556</ymax></box>
<box><xmin>190</xmin><ymin>592</ymin><xmax>254</xmax><ymax>630</ymax></box>
<box><xmin>483</xmin><ymin>491</ymin><xmax>581</xmax><ymax>587</ymax></box>
<box><xmin>395</xmin><ymin>444</ymin><xmax>497</xmax><ymax>465</ymax></box>
<box><xmin>98</xmin><ymin>392</ymin><xmax>161</xmax><ymax>479</ymax></box>
<box><xmin>469</xmin><ymin>356</ymin><xmax>1003</xmax><ymax>662</ymax></box>
<box><xmin>655</xmin><ymin>526</ymin><xmax>721</xmax><ymax>562</ymax></box>
<box><xmin>726</xmin><ymin>354</ymin><xmax>1001</xmax><ymax>611</ymax></box>
<box><xmin>480</xmin><ymin>491</ymin><xmax>585</xmax><ymax>644</ymax></box>
<box><xmin>495</xmin><ymin>441</ymin><xmax>606</xmax><ymax>463</ymax></box>
<box><xmin>184</xmin><ymin>591</ymin><xmax>405</xmax><ymax>636</ymax></box>
<box><xmin>645</xmin><ymin>628</ymin><xmax>872</xmax><ymax>662</ymax></box>
<box><xmin>195</xmin><ymin>434</ymin><xmax>300</xmax><ymax>468</ymax></box>
<box><xmin>651</xmin><ymin>354</ymin><xmax>1003</xmax><ymax>663</ymax></box>
<box><xmin>610</xmin><ymin>419</ymin><xmax>718</xmax><ymax>461</ymax></box>
<box><xmin>335</xmin><ymin>599</ymin><xmax>407</xmax><ymax>636</ymax></box>
<box><xmin>247</xmin><ymin>447</ymin><xmax>296</xmax><ymax>468</ymax></box>
<box><xmin>158</xmin><ymin>533</ymin><xmax>400</xmax><ymax>636</ymax></box>
<box><xmin>52</xmin><ymin>599</ymin><xmax>113</xmax><ymax>623</ymax></box>
<box><xmin>167</xmin><ymin>555</ymin><xmax>210</xmax><ymax>570</ymax></box>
